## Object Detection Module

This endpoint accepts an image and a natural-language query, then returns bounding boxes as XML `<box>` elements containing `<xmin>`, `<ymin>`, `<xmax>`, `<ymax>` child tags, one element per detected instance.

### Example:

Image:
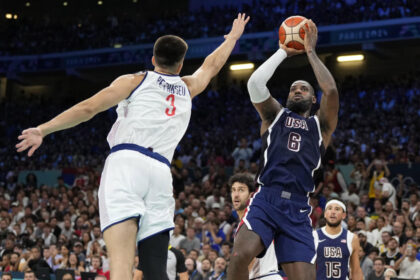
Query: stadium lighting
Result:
<box><xmin>230</xmin><ymin>63</ymin><xmax>254</xmax><ymax>71</ymax></box>
<box><xmin>63</xmin><ymin>1</ymin><xmax>68</xmax><ymax>6</ymax></box>
<box><xmin>337</xmin><ymin>54</ymin><xmax>364</xmax><ymax>62</ymax></box>
<box><xmin>25</xmin><ymin>2</ymin><xmax>31</xmax><ymax>7</ymax></box>
<box><xmin>13</xmin><ymin>14</ymin><xmax>18</xmax><ymax>20</ymax></box>
<box><xmin>114</xmin><ymin>43</ymin><xmax>122</xmax><ymax>48</ymax></box>
<box><xmin>5</xmin><ymin>13</ymin><xmax>12</xmax><ymax>19</ymax></box>
<box><xmin>133</xmin><ymin>0</ymin><xmax>138</xmax><ymax>2</ymax></box>
<box><xmin>98</xmin><ymin>0</ymin><xmax>103</xmax><ymax>5</ymax></box>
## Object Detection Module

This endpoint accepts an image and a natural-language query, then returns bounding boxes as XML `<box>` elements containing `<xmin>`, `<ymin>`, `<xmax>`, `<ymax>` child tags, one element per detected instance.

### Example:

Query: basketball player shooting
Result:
<box><xmin>227</xmin><ymin>19</ymin><xmax>339</xmax><ymax>280</ymax></box>
<box><xmin>16</xmin><ymin>13</ymin><xmax>250</xmax><ymax>280</ymax></box>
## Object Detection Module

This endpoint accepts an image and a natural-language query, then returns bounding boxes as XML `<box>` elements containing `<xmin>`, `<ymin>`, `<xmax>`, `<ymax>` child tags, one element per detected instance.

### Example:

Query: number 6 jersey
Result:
<box><xmin>107</xmin><ymin>71</ymin><xmax>191</xmax><ymax>162</ymax></box>
<box><xmin>257</xmin><ymin>107</ymin><xmax>324</xmax><ymax>195</ymax></box>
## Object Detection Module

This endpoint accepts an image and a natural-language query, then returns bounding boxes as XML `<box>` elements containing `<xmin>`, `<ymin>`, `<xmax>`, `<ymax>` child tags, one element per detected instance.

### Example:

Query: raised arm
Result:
<box><xmin>182</xmin><ymin>13</ymin><xmax>249</xmax><ymax>98</ymax></box>
<box><xmin>247</xmin><ymin>44</ymin><xmax>304</xmax><ymax>135</ymax></box>
<box><xmin>304</xmin><ymin>20</ymin><xmax>339</xmax><ymax>147</ymax></box>
<box><xmin>16</xmin><ymin>73</ymin><xmax>143</xmax><ymax>156</ymax></box>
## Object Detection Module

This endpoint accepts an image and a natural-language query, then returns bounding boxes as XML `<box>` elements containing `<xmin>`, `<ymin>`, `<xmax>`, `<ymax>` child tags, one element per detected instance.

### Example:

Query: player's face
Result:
<box><xmin>324</xmin><ymin>203</ymin><xmax>346</xmax><ymax>227</ymax></box>
<box><xmin>231</xmin><ymin>182</ymin><xmax>251</xmax><ymax>211</ymax></box>
<box><xmin>286</xmin><ymin>81</ymin><xmax>315</xmax><ymax>114</ymax></box>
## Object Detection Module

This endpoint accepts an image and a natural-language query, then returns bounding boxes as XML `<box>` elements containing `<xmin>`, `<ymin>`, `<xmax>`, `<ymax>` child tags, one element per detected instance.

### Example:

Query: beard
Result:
<box><xmin>326</xmin><ymin>219</ymin><xmax>342</xmax><ymax>228</ymax></box>
<box><xmin>235</xmin><ymin>201</ymin><xmax>248</xmax><ymax>212</ymax></box>
<box><xmin>286</xmin><ymin>98</ymin><xmax>312</xmax><ymax>115</ymax></box>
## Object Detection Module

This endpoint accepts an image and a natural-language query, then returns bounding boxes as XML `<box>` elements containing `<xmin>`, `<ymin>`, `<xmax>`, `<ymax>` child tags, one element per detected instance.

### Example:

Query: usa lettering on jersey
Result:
<box><xmin>324</xmin><ymin>247</ymin><xmax>343</xmax><ymax>258</ymax></box>
<box><xmin>157</xmin><ymin>76</ymin><xmax>186</xmax><ymax>96</ymax></box>
<box><xmin>285</xmin><ymin>116</ymin><xmax>309</xmax><ymax>131</ymax></box>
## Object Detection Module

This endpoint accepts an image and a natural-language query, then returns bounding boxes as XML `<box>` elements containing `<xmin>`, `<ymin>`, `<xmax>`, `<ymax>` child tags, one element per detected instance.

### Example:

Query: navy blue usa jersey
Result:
<box><xmin>257</xmin><ymin>108</ymin><xmax>324</xmax><ymax>195</ymax></box>
<box><xmin>315</xmin><ymin>227</ymin><xmax>354</xmax><ymax>280</ymax></box>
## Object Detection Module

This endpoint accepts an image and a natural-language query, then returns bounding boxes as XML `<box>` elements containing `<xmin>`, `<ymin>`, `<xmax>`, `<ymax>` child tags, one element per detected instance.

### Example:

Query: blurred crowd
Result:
<box><xmin>0</xmin><ymin>72</ymin><xmax>420</xmax><ymax>279</ymax></box>
<box><xmin>0</xmin><ymin>0</ymin><xmax>418</xmax><ymax>55</ymax></box>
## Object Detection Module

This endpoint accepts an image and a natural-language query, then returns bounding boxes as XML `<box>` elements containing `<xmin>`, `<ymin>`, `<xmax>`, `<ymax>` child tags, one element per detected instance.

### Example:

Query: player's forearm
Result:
<box><xmin>202</xmin><ymin>37</ymin><xmax>238</xmax><ymax>78</ymax></box>
<box><xmin>306</xmin><ymin>50</ymin><xmax>337</xmax><ymax>95</ymax></box>
<box><xmin>38</xmin><ymin>101</ymin><xmax>96</xmax><ymax>137</ymax></box>
<box><xmin>247</xmin><ymin>49</ymin><xmax>287</xmax><ymax>103</ymax></box>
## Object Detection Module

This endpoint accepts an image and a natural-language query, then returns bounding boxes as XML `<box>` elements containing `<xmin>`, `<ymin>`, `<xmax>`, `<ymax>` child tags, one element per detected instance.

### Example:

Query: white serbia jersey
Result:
<box><xmin>107</xmin><ymin>71</ymin><xmax>191</xmax><ymax>161</ymax></box>
<box><xmin>250</xmin><ymin>242</ymin><xmax>283</xmax><ymax>279</ymax></box>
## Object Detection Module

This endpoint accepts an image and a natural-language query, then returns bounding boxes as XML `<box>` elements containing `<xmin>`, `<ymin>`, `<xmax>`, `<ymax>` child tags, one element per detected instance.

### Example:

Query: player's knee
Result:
<box><xmin>230</xmin><ymin>247</ymin><xmax>255</xmax><ymax>265</ymax></box>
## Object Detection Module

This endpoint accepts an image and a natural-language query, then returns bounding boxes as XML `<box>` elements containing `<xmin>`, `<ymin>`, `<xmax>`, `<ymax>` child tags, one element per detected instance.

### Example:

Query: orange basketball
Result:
<box><xmin>279</xmin><ymin>15</ymin><xmax>308</xmax><ymax>50</ymax></box>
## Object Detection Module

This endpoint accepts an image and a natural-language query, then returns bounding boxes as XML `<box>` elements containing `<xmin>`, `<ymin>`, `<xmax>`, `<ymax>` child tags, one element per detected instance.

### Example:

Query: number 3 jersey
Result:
<box><xmin>257</xmin><ymin>108</ymin><xmax>324</xmax><ymax>195</ymax></box>
<box><xmin>314</xmin><ymin>227</ymin><xmax>354</xmax><ymax>280</ymax></box>
<box><xmin>107</xmin><ymin>71</ymin><xmax>191</xmax><ymax>162</ymax></box>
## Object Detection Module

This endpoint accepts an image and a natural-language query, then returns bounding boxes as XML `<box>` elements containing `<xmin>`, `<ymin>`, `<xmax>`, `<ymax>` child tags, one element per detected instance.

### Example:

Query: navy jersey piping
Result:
<box><xmin>127</xmin><ymin>71</ymin><xmax>148</xmax><ymax>100</ymax></box>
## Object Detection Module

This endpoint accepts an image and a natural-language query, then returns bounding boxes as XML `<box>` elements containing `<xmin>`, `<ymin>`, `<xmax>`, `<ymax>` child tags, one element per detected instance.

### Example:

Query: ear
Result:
<box><xmin>151</xmin><ymin>56</ymin><xmax>156</xmax><ymax>67</ymax></box>
<box><xmin>312</xmin><ymin>95</ymin><xmax>317</xmax><ymax>104</ymax></box>
<box><xmin>341</xmin><ymin>211</ymin><xmax>347</xmax><ymax>220</ymax></box>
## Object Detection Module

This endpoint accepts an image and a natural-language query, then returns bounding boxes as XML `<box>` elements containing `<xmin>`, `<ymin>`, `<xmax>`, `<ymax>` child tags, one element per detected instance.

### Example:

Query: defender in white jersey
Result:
<box><xmin>16</xmin><ymin>13</ymin><xmax>250</xmax><ymax>280</ymax></box>
<box><xmin>229</xmin><ymin>174</ymin><xmax>283</xmax><ymax>280</ymax></box>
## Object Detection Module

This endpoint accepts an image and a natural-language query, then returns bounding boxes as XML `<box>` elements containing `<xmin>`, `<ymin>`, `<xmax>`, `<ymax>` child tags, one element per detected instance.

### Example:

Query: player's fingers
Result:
<box><xmin>18</xmin><ymin>134</ymin><xmax>26</xmax><ymax>140</ymax></box>
<box><xmin>28</xmin><ymin>145</ymin><xmax>38</xmax><ymax>157</ymax></box>
<box><xmin>17</xmin><ymin>143</ymin><xmax>29</xmax><ymax>152</ymax></box>
<box><xmin>245</xmin><ymin>16</ymin><xmax>250</xmax><ymax>24</ymax></box>
<box><xmin>16</xmin><ymin>139</ymin><xmax>26</xmax><ymax>148</ymax></box>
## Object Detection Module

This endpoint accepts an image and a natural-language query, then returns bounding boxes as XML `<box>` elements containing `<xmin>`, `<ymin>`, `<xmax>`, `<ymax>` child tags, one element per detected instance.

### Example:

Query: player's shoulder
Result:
<box><xmin>112</xmin><ymin>71</ymin><xmax>146</xmax><ymax>88</ymax></box>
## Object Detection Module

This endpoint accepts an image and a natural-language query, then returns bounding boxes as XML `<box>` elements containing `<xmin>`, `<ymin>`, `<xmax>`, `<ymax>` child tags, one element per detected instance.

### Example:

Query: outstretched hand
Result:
<box><xmin>224</xmin><ymin>13</ymin><xmax>250</xmax><ymax>41</ymax></box>
<box><xmin>303</xmin><ymin>19</ymin><xmax>318</xmax><ymax>53</ymax></box>
<box><xmin>16</xmin><ymin>127</ymin><xmax>43</xmax><ymax>157</ymax></box>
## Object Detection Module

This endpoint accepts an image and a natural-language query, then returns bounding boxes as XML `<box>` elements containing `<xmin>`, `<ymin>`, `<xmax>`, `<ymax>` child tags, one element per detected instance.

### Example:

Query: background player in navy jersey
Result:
<box><xmin>228</xmin><ymin>20</ymin><xmax>339</xmax><ymax>280</ymax></box>
<box><xmin>314</xmin><ymin>198</ymin><xmax>363</xmax><ymax>280</ymax></box>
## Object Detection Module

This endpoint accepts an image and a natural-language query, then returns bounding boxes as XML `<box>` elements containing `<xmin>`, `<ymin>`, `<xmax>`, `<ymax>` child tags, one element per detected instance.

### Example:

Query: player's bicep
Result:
<box><xmin>350</xmin><ymin>235</ymin><xmax>362</xmax><ymax>275</ymax></box>
<box><xmin>253</xmin><ymin>97</ymin><xmax>282</xmax><ymax>135</ymax></box>
<box><xmin>182</xmin><ymin>67</ymin><xmax>214</xmax><ymax>98</ymax></box>
<box><xmin>317</xmin><ymin>88</ymin><xmax>339</xmax><ymax>144</ymax></box>
<box><xmin>84</xmin><ymin>74</ymin><xmax>143</xmax><ymax>114</ymax></box>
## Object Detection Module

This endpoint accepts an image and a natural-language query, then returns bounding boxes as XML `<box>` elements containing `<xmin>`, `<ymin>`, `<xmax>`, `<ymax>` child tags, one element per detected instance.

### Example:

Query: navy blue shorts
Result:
<box><xmin>240</xmin><ymin>186</ymin><xmax>316</xmax><ymax>264</ymax></box>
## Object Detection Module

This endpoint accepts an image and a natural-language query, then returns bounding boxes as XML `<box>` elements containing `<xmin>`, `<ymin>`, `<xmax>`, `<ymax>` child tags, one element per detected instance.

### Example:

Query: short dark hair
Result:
<box><xmin>229</xmin><ymin>173</ymin><xmax>255</xmax><ymax>193</ymax></box>
<box><xmin>373</xmin><ymin>257</ymin><xmax>384</xmax><ymax>265</ymax></box>
<box><xmin>1</xmin><ymin>272</ymin><xmax>13</xmax><ymax>279</ymax></box>
<box><xmin>24</xmin><ymin>269</ymin><xmax>36</xmax><ymax>276</ymax></box>
<box><xmin>153</xmin><ymin>35</ymin><xmax>188</xmax><ymax>70</ymax></box>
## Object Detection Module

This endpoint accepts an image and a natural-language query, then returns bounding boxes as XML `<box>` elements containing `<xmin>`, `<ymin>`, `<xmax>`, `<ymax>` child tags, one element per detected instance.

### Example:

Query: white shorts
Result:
<box><xmin>98</xmin><ymin>149</ymin><xmax>175</xmax><ymax>242</ymax></box>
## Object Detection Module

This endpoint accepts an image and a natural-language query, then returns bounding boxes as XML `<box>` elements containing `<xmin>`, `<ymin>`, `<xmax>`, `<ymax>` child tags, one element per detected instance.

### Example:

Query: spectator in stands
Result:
<box><xmin>179</xmin><ymin>227</ymin><xmax>200</xmax><ymax>254</ymax></box>
<box><xmin>95</xmin><ymin>276</ymin><xmax>107</xmax><ymax>280</ymax></box>
<box><xmin>377</xmin><ymin>178</ymin><xmax>396</xmax><ymax>209</ymax></box>
<box><xmin>207</xmin><ymin>257</ymin><xmax>227</xmax><ymax>280</ymax></box>
<box><xmin>170</xmin><ymin>224</ymin><xmax>186</xmax><ymax>249</ymax></box>
<box><xmin>341</xmin><ymin>182</ymin><xmax>360</xmax><ymax>206</ymax></box>
<box><xmin>185</xmin><ymin>257</ymin><xmax>202</xmax><ymax>280</ymax></box>
<box><xmin>394</xmin><ymin>240</ymin><xmax>420</xmax><ymax>278</ymax></box>
<box><xmin>231</xmin><ymin>138</ymin><xmax>253</xmax><ymax>169</ymax></box>
<box><xmin>62</xmin><ymin>273</ymin><xmax>75</xmax><ymax>280</ymax></box>
<box><xmin>203</xmin><ymin>220</ymin><xmax>225</xmax><ymax>254</ymax></box>
<box><xmin>1</xmin><ymin>272</ymin><xmax>13</xmax><ymax>280</ymax></box>
<box><xmin>201</xmin><ymin>258</ymin><xmax>212</xmax><ymax>278</ymax></box>
<box><xmin>383</xmin><ymin>268</ymin><xmax>396</xmax><ymax>280</ymax></box>
<box><xmin>380</xmin><ymin>236</ymin><xmax>402</xmax><ymax>269</ymax></box>
<box><xmin>23</xmin><ymin>270</ymin><xmax>36</xmax><ymax>280</ymax></box>
<box><xmin>361</xmin><ymin>247</ymin><xmax>379</xmax><ymax>279</ymax></box>
<box><xmin>358</xmin><ymin>230</ymin><xmax>374</xmax><ymax>254</ymax></box>
<box><xmin>61</xmin><ymin>252</ymin><xmax>85</xmax><ymax>277</ymax></box>
<box><xmin>22</xmin><ymin>246</ymin><xmax>52</xmax><ymax>275</ymax></box>
<box><xmin>366</xmin><ymin>159</ymin><xmax>390</xmax><ymax>200</ymax></box>
<box><xmin>366</xmin><ymin>257</ymin><xmax>385</xmax><ymax>280</ymax></box>
<box><xmin>89</xmin><ymin>255</ymin><xmax>109</xmax><ymax>280</ymax></box>
<box><xmin>350</xmin><ymin>162</ymin><xmax>367</xmax><ymax>190</ymax></box>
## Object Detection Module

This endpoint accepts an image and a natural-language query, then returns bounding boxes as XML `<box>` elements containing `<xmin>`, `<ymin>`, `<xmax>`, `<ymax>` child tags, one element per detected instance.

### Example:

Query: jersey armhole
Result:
<box><xmin>127</xmin><ymin>71</ymin><xmax>148</xmax><ymax>100</ymax></box>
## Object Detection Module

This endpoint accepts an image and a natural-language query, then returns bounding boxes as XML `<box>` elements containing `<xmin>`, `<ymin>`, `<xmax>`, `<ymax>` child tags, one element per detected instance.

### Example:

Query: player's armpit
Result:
<box><xmin>253</xmin><ymin>97</ymin><xmax>282</xmax><ymax>136</ymax></box>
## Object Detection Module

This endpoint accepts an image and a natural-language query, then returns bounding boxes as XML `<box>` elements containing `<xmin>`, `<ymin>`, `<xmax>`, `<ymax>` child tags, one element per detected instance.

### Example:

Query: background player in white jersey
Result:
<box><xmin>229</xmin><ymin>173</ymin><xmax>283</xmax><ymax>280</ymax></box>
<box><xmin>313</xmin><ymin>198</ymin><xmax>363</xmax><ymax>280</ymax></box>
<box><xmin>16</xmin><ymin>13</ymin><xmax>250</xmax><ymax>280</ymax></box>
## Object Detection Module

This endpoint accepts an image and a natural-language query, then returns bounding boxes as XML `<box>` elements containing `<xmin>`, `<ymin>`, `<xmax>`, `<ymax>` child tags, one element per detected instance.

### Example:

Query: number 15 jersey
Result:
<box><xmin>107</xmin><ymin>71</ymin><xmax>191</xmax><ymax>162</ymax></box>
